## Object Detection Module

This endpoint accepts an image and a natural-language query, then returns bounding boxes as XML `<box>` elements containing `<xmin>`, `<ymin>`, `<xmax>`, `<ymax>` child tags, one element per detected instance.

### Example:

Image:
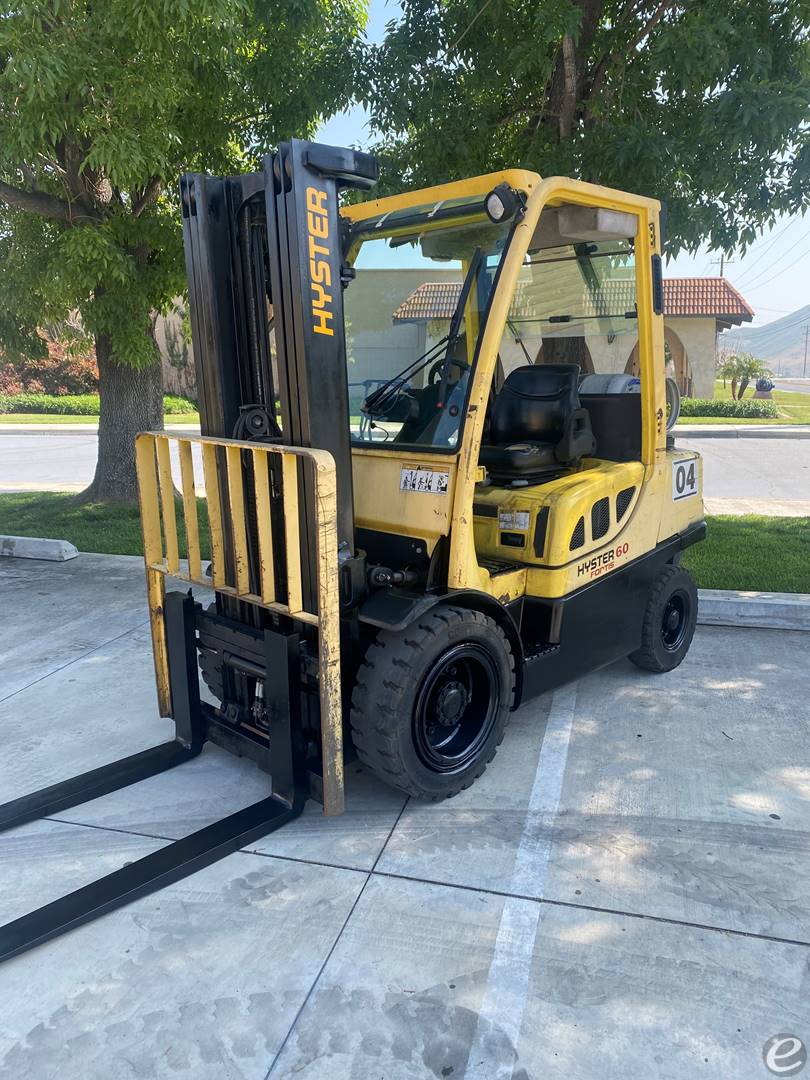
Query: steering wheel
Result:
<box><xmin>361</xmin><ymin>384</ymin><xmax>418</xmax><ymax>422</ymax></box>
<box><xmin>427</xmin><ymin>355</ymin><xmax>471</xmax><ymax>386</ymax></box>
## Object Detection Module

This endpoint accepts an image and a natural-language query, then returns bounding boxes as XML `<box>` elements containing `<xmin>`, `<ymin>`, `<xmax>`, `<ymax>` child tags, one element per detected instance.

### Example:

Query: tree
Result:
<box><xmin>362</xmin><ymin>0</ymin><xmax>810</xmax><ymax>255</ymax></box>
<box><xmin>732</xmin><ymin>353</ymin><xmax>772</xmax><ymax>398</ymax></box>
<box><xmin>718</xmin><ymin>352</ymin><xmax>771</xmax><ymax>397</ymax></box>
<box><xmin>0</xmin><ymin>0</ymin><xmax>364</xmax><ymax>500</ymax></box>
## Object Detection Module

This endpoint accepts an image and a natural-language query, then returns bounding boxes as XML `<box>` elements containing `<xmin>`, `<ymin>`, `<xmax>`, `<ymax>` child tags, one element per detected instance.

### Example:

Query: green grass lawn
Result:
<box><xmin>1</xmin><ymin>493</ymin><xmax>807</xmax><ymax>594</ymax></box>
<box><xmin>0</xmin><ymin>412</ymin><xmax>199</xmax><ymax>425</ymax></box>
<box><xmin>677</xmin><ymin>380</ymin><xmax>810</xmax><ymax>426</ymax></box>
<box><xmin>682</xmin><ymin>515</ymin><xmax>810</xmax><ymax>593</ymax></box>
<box><xmin>0</xmin><ymin>491</ymin><xmax>210</xmax><ymax>559</ymax></box>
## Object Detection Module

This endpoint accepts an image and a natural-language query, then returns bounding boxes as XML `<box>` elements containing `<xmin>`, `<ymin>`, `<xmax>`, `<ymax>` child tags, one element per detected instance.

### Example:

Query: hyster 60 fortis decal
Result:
<box><xmin>577</xmin><ymin>542</ymin><xmax>630</xmax><ymax>580</ymax></box>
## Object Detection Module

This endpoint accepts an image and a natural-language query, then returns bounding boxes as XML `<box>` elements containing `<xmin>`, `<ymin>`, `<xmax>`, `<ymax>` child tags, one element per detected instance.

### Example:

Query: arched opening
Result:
<box><xmin>625</xmin><ymin>326</ymin><xmax>693</xmax><ymax>395</ymax></box>
<box><xmin>535</xmin><ymin>337</ymin><xmax>594</xmax><ymax>373</ymax></box>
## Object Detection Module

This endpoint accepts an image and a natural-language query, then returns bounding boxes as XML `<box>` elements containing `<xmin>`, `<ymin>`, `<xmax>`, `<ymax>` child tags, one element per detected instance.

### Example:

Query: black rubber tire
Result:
<box><xmin>629</xmin><ymin>564</ymin><xmax>698</xmax><ymax>673</ymax></box>
<box><xmin>350</xmin><ymin>605</ymin><xmax>515</xmax><ymax>800</ymax></box>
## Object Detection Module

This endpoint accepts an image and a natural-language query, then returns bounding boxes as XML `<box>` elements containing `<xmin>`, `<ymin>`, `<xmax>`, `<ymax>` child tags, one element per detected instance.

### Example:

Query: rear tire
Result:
<box><xmin>629</xmin><ymin>564</ymin><xmax>698</xmax><ymax>673</ymax></box>
<box><xmin>350</xmin><ymin>606</ymin><xmax>515</xmax><ymax>800</ymax></box>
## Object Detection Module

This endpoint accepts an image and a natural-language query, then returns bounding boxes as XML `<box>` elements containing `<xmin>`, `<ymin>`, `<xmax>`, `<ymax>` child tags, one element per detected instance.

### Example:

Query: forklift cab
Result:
<box><xmin>341</xmin><ymin>172</ymin><xmax>701</xmax><ymax>609</ymax></box>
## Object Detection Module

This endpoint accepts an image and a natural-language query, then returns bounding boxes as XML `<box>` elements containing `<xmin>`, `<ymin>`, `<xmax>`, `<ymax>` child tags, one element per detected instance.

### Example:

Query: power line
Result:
<box><xmin>711</xmin><ymin>254</ymin><xmax>733</xmax><ymax>277</ymax></box>
<box><xmin>738</xmin><ymin>308</ymin><xmax>810</xmax><ymax>338</ymax></box>
<box><xmin>726</xmin><ymin>306</ymin><xmax>810</xmax><ymax>340</ymax></box>
<box><xmin>733</xmin><ymin>229</ymin><xmax>810</xmax><ymax>290</ymax></box>
<box><xmin>727</xmin><ymin>308</ymin><xmax>810</xmax><ymax>348</ymax></box>
<box><xmin>733</xmin><ymin>216</ymin><xmax>797</xmax><ymax>284</ymax></box>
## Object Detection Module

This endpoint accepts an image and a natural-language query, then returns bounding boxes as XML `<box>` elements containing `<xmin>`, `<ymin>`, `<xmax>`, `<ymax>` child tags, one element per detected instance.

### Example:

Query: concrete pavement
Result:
<box><xmin>1</xmin><ymin>552</ymin><xmax>809</xmax><ymax>1079</ymax></box>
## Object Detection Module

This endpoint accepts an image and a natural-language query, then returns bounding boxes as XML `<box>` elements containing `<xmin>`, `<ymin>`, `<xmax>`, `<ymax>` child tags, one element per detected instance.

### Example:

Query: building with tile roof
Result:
<box><xmin>389</xmin><ymin>276</ymin><xmax>753</xmax><ymax>398</ymax></box>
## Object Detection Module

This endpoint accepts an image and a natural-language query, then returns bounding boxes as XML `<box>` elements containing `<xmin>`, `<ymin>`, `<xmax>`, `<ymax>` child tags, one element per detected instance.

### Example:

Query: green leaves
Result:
<box><xmin>362</xmin><ymin>0</ymin><xmax>810</xmax><ymax>255</ymax></box>
<box><xmin>0</xmin><ymin>0</ymin><xmax>365</xmax><ymax>366</ymax></box>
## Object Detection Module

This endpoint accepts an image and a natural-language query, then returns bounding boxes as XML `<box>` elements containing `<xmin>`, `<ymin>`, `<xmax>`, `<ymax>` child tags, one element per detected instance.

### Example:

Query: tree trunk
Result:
<box><xmin>82</xmin><ymin>329</ymin><xmax>164</xmax><ymax>502</ymax></box>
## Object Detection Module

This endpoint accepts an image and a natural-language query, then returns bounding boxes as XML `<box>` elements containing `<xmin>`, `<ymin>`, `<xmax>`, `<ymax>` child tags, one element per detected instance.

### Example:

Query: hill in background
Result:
<box><xmin>721</xmin><ymin>306</ymin><xmax>810</xmax><ymax>375</ymax></box>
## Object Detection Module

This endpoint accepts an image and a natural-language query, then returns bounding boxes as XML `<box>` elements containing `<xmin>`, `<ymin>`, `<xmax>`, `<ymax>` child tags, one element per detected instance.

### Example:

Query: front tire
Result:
<box><xmin>630</xmin><ymin>564</ymin><xmax>698</xmax><ymax>673</ymax></box>
<box><xmin>350</xmin><ymin>606</ymin><xmax>515</xmax><ymax>800</ymax></box>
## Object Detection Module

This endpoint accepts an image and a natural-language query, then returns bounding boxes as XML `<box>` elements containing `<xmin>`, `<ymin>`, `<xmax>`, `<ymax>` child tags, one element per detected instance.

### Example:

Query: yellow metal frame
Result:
<box><xmin>343</xmin><ymin>172</ymin><xmax>684</xmax><ymax>603</ymax></box>
<box><xmin>340</xmin><ymin>169</ymin><xmax>540</xmax><ymax>225</ymax></box>
<box><xmin>135</xmin><ymin>431</ymin><xmax>345</xmax><ymax>815</ymax></box>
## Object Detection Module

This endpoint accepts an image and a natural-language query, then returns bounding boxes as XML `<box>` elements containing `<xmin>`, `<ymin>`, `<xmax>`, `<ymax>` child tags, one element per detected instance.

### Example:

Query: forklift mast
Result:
<box><xmin>181</xmin><ymin>140</ymin><xmax>377</xmax><ymax>601</ymax></box>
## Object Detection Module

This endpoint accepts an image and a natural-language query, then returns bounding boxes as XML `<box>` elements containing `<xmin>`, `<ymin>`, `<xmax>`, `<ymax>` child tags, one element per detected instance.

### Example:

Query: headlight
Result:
<box><xmin>485</xmin><ymin>184</ymin><xmax>520</xmax><ymax>223</ymax></box>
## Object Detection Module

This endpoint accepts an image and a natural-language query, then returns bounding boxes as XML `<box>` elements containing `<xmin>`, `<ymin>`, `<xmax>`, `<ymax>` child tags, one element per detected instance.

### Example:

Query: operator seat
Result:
<box><xmin>480</xmin><ymin>363</ymin><xmax>596</xmax><ymax>485</ymax></box>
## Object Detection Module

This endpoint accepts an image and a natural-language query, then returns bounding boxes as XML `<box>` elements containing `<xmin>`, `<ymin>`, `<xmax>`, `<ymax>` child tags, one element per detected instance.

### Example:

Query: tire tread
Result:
<box><xmin>350</xmin><ymin>605</ymin><xmax>515</xmax><ymax>800</ymax></box>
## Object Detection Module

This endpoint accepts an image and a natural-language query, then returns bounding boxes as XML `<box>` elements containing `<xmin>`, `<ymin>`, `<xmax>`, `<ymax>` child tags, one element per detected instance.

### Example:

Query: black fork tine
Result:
<box><xmin>0</xmin><ymin>793</ymin><xmax>302</xmax><ymax>963</ymax></box>
<box><xmin>0</xmin><ymin>741</ymin><xmax>200</xmax><ymax>834</ymax></box>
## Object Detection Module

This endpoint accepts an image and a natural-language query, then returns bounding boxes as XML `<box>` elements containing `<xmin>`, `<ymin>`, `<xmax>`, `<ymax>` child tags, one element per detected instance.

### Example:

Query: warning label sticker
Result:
<box><xmin>400</xmin><ymin>467</ymin><xmax>450</xmax><ymax>495</ymax></box>
<box><xmin>498</xmin><ymin>510</ymin><xmax>530</xmax><ymax>531</ymax></box>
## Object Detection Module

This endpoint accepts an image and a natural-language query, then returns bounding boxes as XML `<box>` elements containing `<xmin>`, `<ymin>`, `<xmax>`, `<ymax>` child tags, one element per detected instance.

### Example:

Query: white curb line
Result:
<box><xmin>698</xmin><ymin>589</ymin><xmax>810</xmax><ymax>632</ymax></box>
<box><xmin>0</xmin><ymin>535</ymin><xmax>79</xmax><ymax>562</ymax></box>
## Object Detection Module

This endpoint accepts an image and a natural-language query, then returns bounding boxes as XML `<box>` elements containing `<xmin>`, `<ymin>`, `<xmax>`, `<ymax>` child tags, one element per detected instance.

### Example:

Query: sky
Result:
<box><xmin>319</xmin><ymin>0</ymin><xmax>808</xmax><ymax>327</ymax></box>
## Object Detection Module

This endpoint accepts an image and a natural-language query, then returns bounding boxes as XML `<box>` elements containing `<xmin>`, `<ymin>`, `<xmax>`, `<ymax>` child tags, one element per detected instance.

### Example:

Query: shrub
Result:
<box><xmin>0</xmin><ymin>364</ymin><xmax>24</xmax><ymax>395</ymax></box>
<box><xmin>162</xmin><ymin>394</ymin><xmax>198</xmax><ymax>414</ymax></box>
<box><xmin>679</xmin><ymin>397</ymin><xmax>778</xmax><ymax>419</ymax></box>
<box><xmin>0</xmin><ymin>335</ymin><xmax>98</xmax><ymax>395</ymax></box>
<box><xmin>0</xmin><ymin>393</ymin><xmax>198</xmax><ymax>415</ymax></box>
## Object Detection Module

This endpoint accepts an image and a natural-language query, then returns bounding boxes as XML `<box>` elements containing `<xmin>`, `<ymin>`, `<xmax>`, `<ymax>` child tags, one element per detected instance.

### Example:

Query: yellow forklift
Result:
<box><xmin>0</xmin><ymin>142</ymin><xmax>704</xmax><ymax>959</ymax></box>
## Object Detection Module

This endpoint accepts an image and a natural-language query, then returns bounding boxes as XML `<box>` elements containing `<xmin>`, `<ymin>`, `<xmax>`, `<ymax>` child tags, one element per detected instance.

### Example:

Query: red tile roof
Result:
<box><xmin>663</xmin><ymin>278</ymin><xmax>753</xmax><ymax>321</ymax></box>
<box><xmin>393</xmin><ymin>277</ymin><xmax>754</xmax><ymax>325</ymax></box>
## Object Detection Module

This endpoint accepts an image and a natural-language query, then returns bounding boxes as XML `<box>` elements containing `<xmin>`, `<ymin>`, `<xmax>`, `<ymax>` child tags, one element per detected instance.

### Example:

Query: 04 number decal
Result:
<box><xmin>672</xmin><ymin>456</ymin><xmax>698</xmax><ymax>501</ymax></box>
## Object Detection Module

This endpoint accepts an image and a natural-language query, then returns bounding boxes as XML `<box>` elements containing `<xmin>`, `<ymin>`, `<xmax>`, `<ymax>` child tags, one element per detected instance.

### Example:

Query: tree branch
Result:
<box><xmin>0</xmin><ymin>179</ymin><xmax>102</xmax><ymax>222</ymax></box>
<box><xmin>132</xmin><ymin>176</ymin><xmax>163</xmax><ymax>217</ymax></box>
<box><xmin>559</xmin><ymin>33</ymin><xmax>578</xmax><ymax>138</ymax></box>
<box><xmin>588</xmin><ymin>0</ymin><xmax>677</xmax><ymax>100</ymax></box>
<box><xmin>626</xmin><ymin>0</ymin><xmax>677</xmax><ymax>53</ymax></box>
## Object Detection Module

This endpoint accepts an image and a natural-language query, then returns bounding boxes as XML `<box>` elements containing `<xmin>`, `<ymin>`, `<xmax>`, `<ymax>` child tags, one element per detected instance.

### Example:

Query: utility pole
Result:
<box><xmin>803</xmin><ymin>324</ymin><xmax>809</xmax><ymax>379</ymax></box>
<box><xmin>711</xmin><ymin>254</ymin><xmax>734</xmax><ymax>278</ymax></box>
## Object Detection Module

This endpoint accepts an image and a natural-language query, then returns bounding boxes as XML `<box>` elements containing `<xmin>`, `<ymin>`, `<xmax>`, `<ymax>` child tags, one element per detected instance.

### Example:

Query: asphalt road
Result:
<box><xmin>0</xmin><ymin>430</ymin><xmax>203</xmax><ymax>493</ymax></box>
<box><xmin>774</xmin><ymin>378</ymin><xmax>810</xmax><ymax>394</ymax></box>
<box><xmin>676</xmin><ymin>435</ymin><xmax>810</xmax><ymax>501</ymax></box>
<box><xmin>1</xmin><ymin>429</ymin><xmax>808</xmax><ymax>503</ymax></box>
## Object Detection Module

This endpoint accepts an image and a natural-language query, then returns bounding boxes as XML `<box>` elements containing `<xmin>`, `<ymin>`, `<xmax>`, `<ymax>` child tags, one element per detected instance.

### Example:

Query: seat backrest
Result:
<box><xmin>490</xmin><ymin>363</ymin><xmax>581</xmax><ymax>445</ymax></box>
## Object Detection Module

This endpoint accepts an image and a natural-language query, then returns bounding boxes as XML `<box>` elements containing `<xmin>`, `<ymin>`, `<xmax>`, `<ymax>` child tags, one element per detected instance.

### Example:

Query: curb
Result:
<box><xmin>676</xmin><ymin>425</ymin><xmax>810</xmax><ymax>439</ymax></box>
<box><xmin>0</xmin><ymin>535</ymin><xmax>79</xmax><ymax>562</ymax></box>
<box><xmin>698</xmin><ymin>589</ymin><xmax>810</xmax><ymax>632</ymax></box>
<box><xmin>1</xmin><ymin>543</ymin><xmax>806</xmax><ymax>628</ymax></box>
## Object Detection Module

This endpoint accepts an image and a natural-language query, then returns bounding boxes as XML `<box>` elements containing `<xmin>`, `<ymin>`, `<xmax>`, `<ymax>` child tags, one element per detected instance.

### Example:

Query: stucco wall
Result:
<box><xmin>666</xmin><ymin>317</ymin><xmax>716</xmax><ymax>398</ymax></box>
<box><xmin>155</xmin><ymin>304</ymin><xmax>195</xmax><ymax>398</ymax></box>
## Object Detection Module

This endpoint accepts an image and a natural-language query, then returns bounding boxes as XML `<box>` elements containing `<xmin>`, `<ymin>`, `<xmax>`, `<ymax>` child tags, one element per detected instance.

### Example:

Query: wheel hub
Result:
<box><xmin>436</xmin><ymin>680</ymin><xmax>467</xmax><ymax>725</ymax></box>
<box><xmin>413</xmin><ymin>643</ymin><xmax>501</xmax><ymax>774</ymax></box>
<box><xmin>661</xmin><ymin>590</ymin><xmax>690</xmax><ymax>651</ymax></box>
